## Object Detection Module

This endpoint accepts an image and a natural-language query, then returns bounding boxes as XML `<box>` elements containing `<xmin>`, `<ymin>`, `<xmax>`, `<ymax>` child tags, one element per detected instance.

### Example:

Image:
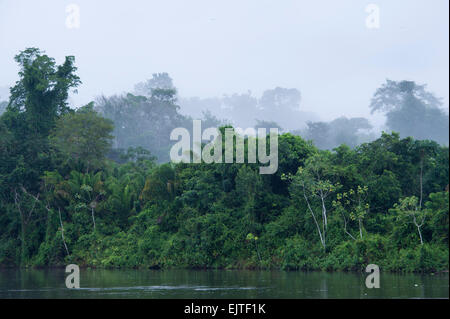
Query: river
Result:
<box><xmin>0</xmin><ymin>269</ymin><xmax>448</xmax><ymax>299</ymax></box>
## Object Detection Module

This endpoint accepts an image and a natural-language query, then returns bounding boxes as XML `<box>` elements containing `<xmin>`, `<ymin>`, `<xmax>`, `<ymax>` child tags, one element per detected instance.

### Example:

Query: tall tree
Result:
<box><xmin>134</xmin><ymin>72</ymin><xmax>177</xmax><ymax>103</ymax></box>
<box><xmin>50</xmin><ymin>103</ymin><xmax>114</xmax><ymax>174</ymax></box>
<box><xmin>370</xmin><ymin>80</ymin><xmax>449</xmax><ymax>145</ymax></box>
<box><xmin>1</xmin><ymin>48</ymin><xmax>80</xmax><ymax>190</ymax></box>
<box><xmin>285</xmin><ymin>152</ymin><xmax>339</xmax><ymax>250</ymax></box>
<box><xmin>391</xmin><ymin>196</ymin><xmax>427</xmax><ymax>245</ymax></box>
<box><xmin>0</xmin><ymin>48</ymin><xmax>80</xmax><ymax>265</ymax></box>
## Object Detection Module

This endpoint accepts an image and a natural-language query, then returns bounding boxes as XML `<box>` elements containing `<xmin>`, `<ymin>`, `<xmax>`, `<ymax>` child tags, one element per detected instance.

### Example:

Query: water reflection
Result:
<box><xmin>0</xmin><ymin>269</ymin><xmax>448</xmax><ymax>299</ymax></box>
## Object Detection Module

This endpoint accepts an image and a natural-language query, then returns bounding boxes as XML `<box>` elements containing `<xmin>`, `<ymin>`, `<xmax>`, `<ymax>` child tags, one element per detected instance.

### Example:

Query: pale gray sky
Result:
<box><xmin>0</xmin><ymin>0</ymin><xmax>448</xmax><ymax>125</ymax></box>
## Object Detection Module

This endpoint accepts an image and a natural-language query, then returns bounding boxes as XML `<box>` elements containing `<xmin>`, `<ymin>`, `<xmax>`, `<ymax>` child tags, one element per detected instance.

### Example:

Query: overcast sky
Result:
<box><xmin>0</xmin><ymin>0</ymin><xmax>448</xmax><ymax>124</ymax></box>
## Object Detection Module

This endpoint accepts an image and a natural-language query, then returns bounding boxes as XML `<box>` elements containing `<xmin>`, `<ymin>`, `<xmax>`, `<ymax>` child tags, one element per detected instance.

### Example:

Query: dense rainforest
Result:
<box><xmin>0</xmin><ymin>48</ymin><xmax>448</xmax><ymax>272</ymax></box>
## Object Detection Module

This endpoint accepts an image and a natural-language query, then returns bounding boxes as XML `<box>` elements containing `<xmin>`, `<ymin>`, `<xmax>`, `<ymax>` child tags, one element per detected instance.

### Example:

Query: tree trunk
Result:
<box><xmin>359</xmin><ymin>218</ymin><xmax>363</xmax><ymax>239</ymax></box>
<box><xmin>342</xmin><ymin>213</ymin><xmax>356</xmax><ymax>240</ymax></box>
<box><xmin>303</xmin><ymin>189</ymin><xmax>326</xmax><ymax>249</ymax></box>
<box><xmin>58</xmin><ymin>208</ymin><xmax>70</xmax><ymax>255</ymax></box>
<box><xmin>417</xmin><ymin>225</ymin><xmax>423</xmax><ymax>245</ymax></box>
<box><xmin>20</xmin><ymin>221</ymin><xmax>27</xmax><ymax>266</ymax></box>
<box><xmin>91</xmin><ymin>207</ymin><xmax>96</xmax><ymax>231</ymax></box>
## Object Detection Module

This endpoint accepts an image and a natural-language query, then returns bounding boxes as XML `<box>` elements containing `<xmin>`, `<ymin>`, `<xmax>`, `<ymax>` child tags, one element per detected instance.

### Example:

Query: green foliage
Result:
<box><xmin>391</xmin><ymin>196</ymin><xmax>427</xmax><ymax>245</ymax></box>
<box><xmin>50</xmin><ymin>103</ymin><xmax>114</xmax><ymax>173</ymax></box>
<box><xmin>0</xmin><ymin>48</ymin><xmax>80</xmax><ymax>266</ymax></box>
<box><xmin>426</xmin><ymin>192</ymin><xmax>449</xmax><ymax>245</ymax></box>
<box><xmin>0</xmin><ymin>49</ymin><xmax>448</xmax><ymax>273</ymax></box>
<box><xmin>333</xmin><ymin>185</ymin><xmax>370</xmax><ymax>240</ymax></box>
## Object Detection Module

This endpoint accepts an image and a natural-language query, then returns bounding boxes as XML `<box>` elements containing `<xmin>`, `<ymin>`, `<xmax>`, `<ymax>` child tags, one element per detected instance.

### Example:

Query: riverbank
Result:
<box><xmin>3</xmin><ymin>239</ymin><xmax>448</xmax><ymax>274</ymax></box>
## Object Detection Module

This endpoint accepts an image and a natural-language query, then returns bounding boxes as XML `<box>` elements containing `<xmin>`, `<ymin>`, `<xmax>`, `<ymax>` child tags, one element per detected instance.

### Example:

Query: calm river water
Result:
<box><xmin>0</xmin><ymin>269</ymin><xmax>448</xmax><ymax>299</ymax></box>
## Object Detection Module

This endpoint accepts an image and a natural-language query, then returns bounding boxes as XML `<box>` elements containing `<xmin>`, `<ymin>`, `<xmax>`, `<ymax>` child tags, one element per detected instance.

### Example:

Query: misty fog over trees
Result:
<box><xmin>0</xmin><ymin>70</ymin><xmax>448</xmax><ymax>163</ymax></box>
<box><xmin>92</xmin><ymin>74</ymin><xmax>449</xmax><ymax>162</ymax></box>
